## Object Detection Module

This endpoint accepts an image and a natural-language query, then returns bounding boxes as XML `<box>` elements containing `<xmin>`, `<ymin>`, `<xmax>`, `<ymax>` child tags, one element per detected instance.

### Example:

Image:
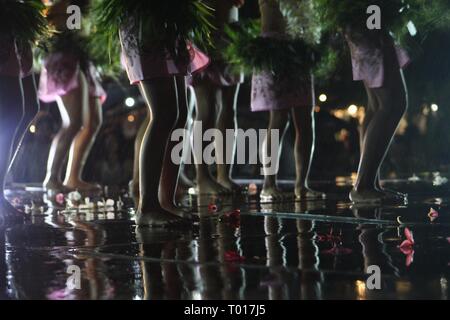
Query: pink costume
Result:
<box><xmin>250</xmin><ymin>33</ymin><xmax>313</xmax><ymax>112</ymax></box>
<box><xmin>0</xmin><ymin>36</ymin><xmax>32</xmax><ymax>78</ymax></box>
<box><xmin>345</xmin><ymin>30</ymin><xmax>411</xmax><ymax>88</ymax></box>
<box><xmin>251</xmin><ymin>0</ymin><xmax>313</xmax><ymax>112</ymax></box>
<box><xmin>188</xmin><ymin>59</ymin><xmax>244</xmax><ymax>87</ymax></box>
<box><xmin>120</xmin><ymin>24</ymin><xmax>210</xmax><ymax>84</ymax></box>
<box><xmin>38</xmin><ymin>52</ymin><xmax>107</xmax><ymax>103</ymax></box>
<box><xmin>189</xmin><ymin>1</ymin><xmax>243</xmax><ymax>87</ymax></box>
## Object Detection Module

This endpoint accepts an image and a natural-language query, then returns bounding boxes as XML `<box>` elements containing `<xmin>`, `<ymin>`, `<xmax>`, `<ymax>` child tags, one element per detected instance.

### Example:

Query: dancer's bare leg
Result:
<box><xmin>43</xmin><ymin>78</ymin><xmax>83</xmax><ymax>194</ymax></box>
<box><xmin>292</xmin><ymin>106</ymin><xmax>324</xmax><ymax>199</ymax></box>
<box><xmin>159</xmin><ymin>76</ymin><xmax>191</xmax><ymax>218</ymax></box>
<box><xmin>175</xmin><ymin>86</ymin><xmax>195</xmax><ymax>201</ymax></box>
<box><xmin>261</xmin><ymin>109</ymin><xmax>289</xmax><ymax>200</ymax></box>
<box><xmin>192</xmin><ymin>83</ymin><xmax>228</xmax><ymax>195</ymax></box>
<box><xmin>360</xmin><ymin>85</ymin><xmax>405</xmax><ymax>199</ymax></box>
<box><xmin>8</xmin><ymin>73</ymin><xmax>39</xmax><ymax>172</ymax></box>
<box><xmin>130</xmin><ymin>109</ymin><xmax>150</xmax><ymax>198</ymax></box>
<box><xmin>136</xmin><ymin>77</ymin><xmax>184</xmax><ymax>226</ymax></box>
<box><xmin>0</xmin><ymin>75</ymin><xmax>25</xmax><ymax>221</ymax></box>
<box><xmin>216</xmin><ymin>84</ymin><xmax>241</xmax><ymax>192</ymax></box>
<box><xmin>350</xmin><ymin>55</ymin><xmax>407</xmax><ymax>203</ymax></box>
<box><xmin>63</xmin><ymin>72</ymin><xmax>103</xmax><ymax>192</ymax></box>
<box><xmin>178</xmin><ymin>87</ymin><xmax>196</xmax><ymax>190</ymax></box>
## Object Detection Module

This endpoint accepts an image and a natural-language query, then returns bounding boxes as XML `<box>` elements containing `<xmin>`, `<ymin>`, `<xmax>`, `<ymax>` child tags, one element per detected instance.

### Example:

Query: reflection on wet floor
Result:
<box><xmin>1</xmin><ymin>178</ymin><xmax>450</xmax><ymax>300</ymax></box>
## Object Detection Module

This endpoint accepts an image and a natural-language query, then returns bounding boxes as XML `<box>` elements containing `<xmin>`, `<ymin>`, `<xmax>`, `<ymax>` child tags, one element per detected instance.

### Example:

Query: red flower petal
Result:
<box><xmin>208</xmin><ymin>203</ymin><xmax>218</xmax><ymax>213</ymax></box>
<box><xmin>322</xmin><ymin>245</ymin><xmax>352</xmax><ymax>256</ymax></box>
<box><xmin>224</xmin><ymin>250</ymin><xmax>245</xmax><ymax>263</ymax></box>
<box><xmin>224</xmin><ymin>209</ymin><xmax>241</xmax><ymax>218</ymax></box>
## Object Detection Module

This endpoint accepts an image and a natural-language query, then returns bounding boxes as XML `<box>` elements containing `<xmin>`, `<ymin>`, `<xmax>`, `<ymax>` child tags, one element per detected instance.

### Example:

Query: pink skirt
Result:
<box><xmin>345</xmin><ymin>32</ymin><xmax>411</xmax><ymax>88</ymax></box>
<box><xmin>188</xmin><ymin>59</ymin><xmax>244</xmax><ymax>87</ymax></box>
<box><xmin>120</xmin><ymin>27</ymin><xmax>209</xmax><ymax>84</ymax></box>
<box><xmin>38</xmin><ymin>52</ymin><xmax>107</xmax><ymax>103</ymax></box>
<box><xmin>0</xmin><ymin>37</ymin><xmax>32</xmax><ymax>78</ymax></box>
<box><xmin>251</xmin><ymin>71</ymin><xmax>313</xmax><ymax>112</ymax></box>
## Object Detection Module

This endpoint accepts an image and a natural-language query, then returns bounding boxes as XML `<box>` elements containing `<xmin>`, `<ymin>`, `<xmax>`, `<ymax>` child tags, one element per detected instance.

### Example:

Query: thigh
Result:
<box><xmin>175</xmin><ymin>76</ymin><xmax>188</xmax><ymax>121</ymax></box>
<box><xmin>221</xmin><ymin>84</ymin><xmax>240</xmax><ymax>112</ymax></box>
<box><xmin>373</xmin><ymin>45</ymin><xmax>406</xmax><ymax>109</ymax></box>
<box><xmin>291</xmin><ymin>106</ymin><xmax>313</xmax><ymax>131</ymax></box>
<box><xmin>139</xmin><ymin>77</ymin><xmax>178</xmax><ymax>120</ymax></box>
<box><xmin>192</xmin><ymin>83</ymin><xmax>217</xmax><ymax>119</ymax></box>
<box><xmin>57</xmin><ymin>72</ymin><xmax>87</xmax><ymax>126</ymax></box>
<box><xmin>270</xmin><ymin>109</ymin><xmax>289</xmax><ymax>129</ymax></box>
<box><xmin>364</xmin><ymin>84</ymin><xmax>379</xmax><ymax>112</ymax></box>
<box><xmin>372</xmin><ymin>81</ymin><xmax>405</xmax><ymax>112</ymax></box>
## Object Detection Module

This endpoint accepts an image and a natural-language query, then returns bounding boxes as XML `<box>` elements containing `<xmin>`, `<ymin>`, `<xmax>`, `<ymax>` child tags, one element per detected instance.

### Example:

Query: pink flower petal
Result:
<box><xmin>11</xmin><ymin>197</ymin><xmax>21</xmax><ymax>206</ymax></box>
<box><xmin>56</xmin><ymin>193</ymin><xmax>65</xmax><ymax>205</ymax></box>
<box><xmin>428</xmin><ymin>208</ymin><xmax>439</xmax><ymax>221</ymax></box>
<box><xmin>46</xmin><ymin>288</ymin><xmax>75</xmax><ymax>300</ymax></box>
<box><xmin>248</xmin><ymin>183</ymin><xmax>258</xmax><ymax>195</ymax></box>
<box><xmin>399</xmin><ymin>241</ymin><xmax>414</xmax><ymax>255</ymax></box>
<box><xmin>404</xmin><ymin>228</ymin><xmax>414</xmax><ymax>244</ymax></box>
<box><xmin>406</xmin><ymin>252</ymin><xmax>414</xmax><ymax>267</ymax></box>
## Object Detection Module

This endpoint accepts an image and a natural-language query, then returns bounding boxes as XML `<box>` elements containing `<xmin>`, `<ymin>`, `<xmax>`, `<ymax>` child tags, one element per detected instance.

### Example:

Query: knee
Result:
<box><xmin>88</xmin><ymin>112</ymin><xmax>103</xmax><ymax>134</ymax></box>
<box><xmin>195</xmin><ymin>103</ymin><xmax>213</xmax><ymax>123</ymax></box>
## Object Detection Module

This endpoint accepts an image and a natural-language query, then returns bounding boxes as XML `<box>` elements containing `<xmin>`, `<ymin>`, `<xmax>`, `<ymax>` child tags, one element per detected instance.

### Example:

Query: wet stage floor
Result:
<box><xmin>1</xmin><ymin>175</ymin><xmax>450</xmax><ymax>300</ymax></box>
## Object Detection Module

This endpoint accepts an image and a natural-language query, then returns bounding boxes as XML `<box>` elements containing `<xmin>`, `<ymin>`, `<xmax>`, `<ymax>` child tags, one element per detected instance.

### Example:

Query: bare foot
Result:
<box><xmin>64</xmin><ymin>180</ymin><xmax>102</xmax><ymax>194</ymax></box>
<box><xmin>175</xmin><ymin>177</ymin><xmax>195</xmax><ymax>204</ymax></box>
<box><xmin>197</xmin><ymin>177</ymin><xmax>229</xmax><ymax>195</ymax></box>
<box><xmin>136</xmin><ymin>206</ymin><xmax>188</xmax><ymax>227</ymax></box>
<box><xmin>379</xmin><ymin>187</ymin><xmax>407</xmax><ymax>200</ymax></box>
<box><xmin>260</xmin><ymin>185</ymin><xmax>284</xmax><ymax>202</ymax></box>
<box><xmin>160</xmin><ymin>201</ymin><xmax>194</xmax><ymax>219</ymax></box>
<box><xmin>349</xmin><ymin>188</ymin><xmax>385</xmax><ymax>204</ymax></box>
<box><xmin>217</xmin><ymin>177</ymin><xmax>243</xmax><ymax>194</ymax></box>
<box><xmin>43</xmin><ymin>179</ymin><xmax>69</xmax><ymax>195</ymax></box>
<box><xmin>295</xmin><ymin>187</ymin><xmax>326</xmax><ymax>200</ymax></box>
<box><xmin>0</xmin><ymin>198</ymin><xmax>26</xmax><ymax>225</ymax></box>
<box><xmin>375</xmin><ymin>180</ymin><xmax>408</xmax><ymax>199</ymax></box>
